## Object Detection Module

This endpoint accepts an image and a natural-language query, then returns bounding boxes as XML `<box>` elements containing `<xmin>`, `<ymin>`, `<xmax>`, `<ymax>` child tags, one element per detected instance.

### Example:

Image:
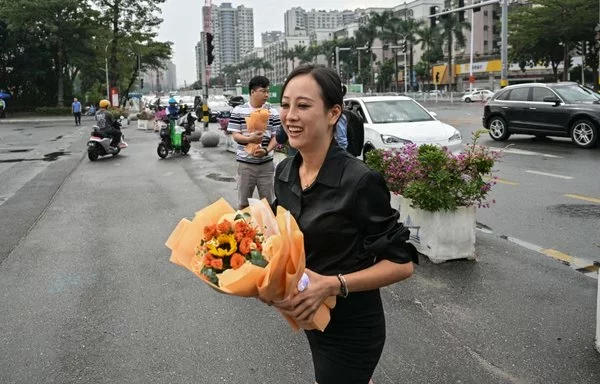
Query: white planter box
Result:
<box><xmin>137</xmin><ymin>119</ymin><xmax>151</xmax><ymax>130</ymax></box>
<box><xmin>398</xmin><ymin>196</ymin><xmax>476</xmax><ymax>263</ymax></box>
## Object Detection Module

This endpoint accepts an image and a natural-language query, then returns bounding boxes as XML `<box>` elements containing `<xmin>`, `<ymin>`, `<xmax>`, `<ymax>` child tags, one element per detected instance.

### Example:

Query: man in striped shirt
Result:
<box><xmin>227</xmin><ymin>76</ymin><xmax>280</xmax><ymax>209</ymax></box>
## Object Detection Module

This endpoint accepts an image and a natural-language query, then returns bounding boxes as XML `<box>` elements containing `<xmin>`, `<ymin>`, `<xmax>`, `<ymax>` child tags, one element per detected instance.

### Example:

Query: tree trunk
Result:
<box><xmin>562</xmin><ymin>44</ymin><xmax>569</xmax><ymax>82</ymax></box>
<box><xmin>110</xmin><ymin>1</ymin><xmax>120</xmax><ymax>90</ymax></box>
<box><xmin>120</xmin><ymin>67</ymin><xmax>139</xmax><ymax>108</ymax></box>
<box><xmin>56</xmin><ymin>43</ymin><xmax>64</xmax><ymax>108</ymax></box>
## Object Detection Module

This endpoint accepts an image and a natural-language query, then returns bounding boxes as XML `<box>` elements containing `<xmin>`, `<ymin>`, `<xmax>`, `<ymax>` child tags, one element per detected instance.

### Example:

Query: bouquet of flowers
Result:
<box><xmin>244</xmin><ymin>109</ymin><xmax>269</xmax><ymax>154</ymax></box>
<box><xmin>166</xmin><ymin>198</ymin><xmax>335</xmax><ymax>331</ymax></box>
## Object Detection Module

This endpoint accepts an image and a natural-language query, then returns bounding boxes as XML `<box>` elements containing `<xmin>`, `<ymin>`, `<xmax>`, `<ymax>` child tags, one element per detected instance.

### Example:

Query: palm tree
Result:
<box><xmin>354</xmin><ymin>23</ymin><xmax>377</xmax><ymax>88</ymax></box>
<box><xmin>398</xmin><ymin>17</ymin><xmax>424</xmax><ymax>91</ymax></box>
<box><xmin>222</xmin><ymin>64</ymin><xmax>239</xmax><ymax>88</ymax></box>
<box><xmin>415</xmin><ymin>25</ymin><xmax>443</xmax><ymax>88</ymax></box>
<box><xmin>293</xmin><ymin>45</ymin><xmax>308</xmax><ymax>65</ymax></box>
<box><xmin>259</xmin><ymin>59</ymin><xmax>273</xmax><ymax>76</ymax></box>
<box><xmin>439</xmin><ymin>14</ymin><xmax>471</xmax><ymax>90</ymax></box>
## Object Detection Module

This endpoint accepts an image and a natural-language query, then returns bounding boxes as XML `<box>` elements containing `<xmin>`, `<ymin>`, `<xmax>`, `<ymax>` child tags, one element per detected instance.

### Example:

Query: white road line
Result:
<box><xmin>501</xmin><ymin>148</ymin><xmax>560</xmax><ymax>158</ymax></box>
<box><xmin>525</xmin><ymin>170</ymin><xmax>573</xmax><ymax>180</ymax></box>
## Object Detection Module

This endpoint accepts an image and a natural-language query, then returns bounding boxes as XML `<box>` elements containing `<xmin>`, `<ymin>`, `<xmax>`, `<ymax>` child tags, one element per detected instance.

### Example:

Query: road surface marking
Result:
<box><xmin>483</xmin><ymin>176</ymin><xmax>519</xmax><ymax>185</ymax></box>
<box><xmin>564</xmin><ymin>194</ymin><xmax>600</xmax><ymax>204</ymax></box>
<box><xmin>525</xmin><ymin>170</ymin><xmax>573</xmax><ymax>179</ymax></box>
<box><xmin>502</xmin><ymin>148</ymin><xmax>560</xmax><ymax>158</ymax></box>
<box><xmin>476</xmin><ymin>226</ymin><xmax>598</xmax><ymax>280</ymax></box>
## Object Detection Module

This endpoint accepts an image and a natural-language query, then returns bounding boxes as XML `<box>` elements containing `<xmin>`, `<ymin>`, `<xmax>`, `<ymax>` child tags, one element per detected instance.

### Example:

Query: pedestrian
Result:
<box><xmin>72</xmin><ymin>97</ymin><xmax>82</xmax><ymax>126</ymax></box>
<box><xmin>266</xmin><ymin>64</ymin><xmax>417</xmax><ymax>384</ymax></box>
<box><xmin>227</xmin><ymin>75</ymin><xmax>280</xmax><ymax>210</ymax></box>
<box><xmin>0</xmin><ymin>98</ymin><xmax>5</xmax><ymax>118</ymax></box>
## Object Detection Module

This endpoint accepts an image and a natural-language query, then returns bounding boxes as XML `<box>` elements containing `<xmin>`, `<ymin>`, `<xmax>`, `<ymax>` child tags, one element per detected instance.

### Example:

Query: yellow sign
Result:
<box><xmin>455</xmin><ymin>60</ymin><xmax>502</xmax><ymax>75</ymax></box>
<box><xmin>432</xmin><ymin>65</ymin><xmax>446</xmax><ymax>85</ymax></box>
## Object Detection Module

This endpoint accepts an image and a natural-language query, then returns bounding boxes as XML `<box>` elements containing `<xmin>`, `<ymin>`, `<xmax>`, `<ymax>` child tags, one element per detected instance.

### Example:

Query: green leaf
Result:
<box><xmin>248</xmin><ymin>250</ymin><xmax>268</xmax><ymax>268</ymax></box>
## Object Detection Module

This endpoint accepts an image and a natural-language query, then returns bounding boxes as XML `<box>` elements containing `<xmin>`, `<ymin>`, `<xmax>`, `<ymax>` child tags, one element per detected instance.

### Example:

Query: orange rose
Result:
<box><xmin>230</xmin><ymin>253</ymin><xmax>246</xmax><ymax>270</ymax></box>
<box><xmin>239</xmin><ymin>237</ymin><xmax>253</xmax><ymax>255</ymax></box>
<box><xmin>234</xmin><ymin>220</ymin><xmax>249</xmax><ymax>234</ymax></box>
<box><xmin>204</xmin><ymin>224</ymin><xmax>218</xmax><ymax>240</ymax></box>
<box><xmin>218</xmin><ymin>219</ymin><xmax>233</xmax><ymax>234</ymax></box>
<box><xmin>234</xmin><ymin>231</ymin><xmax>244</xmax><ymax>242</ymax></box>
<box><xmin>245</xmin><ymin>228</ymin><xmax>257</xmax><ymax>240</ymax></box>
<box><xmin>203</xmin><ymin>253</ymin><xmax>215</xmax><ymax>266</ymax></box>
<box><xmin>211</xmin><ymin>258</ymin><xmax>224</xmax><ymax>270</ymax></box>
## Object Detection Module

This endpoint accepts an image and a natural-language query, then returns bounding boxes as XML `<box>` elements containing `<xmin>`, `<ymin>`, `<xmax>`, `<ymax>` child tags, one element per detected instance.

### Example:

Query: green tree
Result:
<box><xmin>0</xmin><ymin>0</ymin><xmax>100</xmax><ymax>107</ymax></box>
<box><xmin>439</xmin><ymin>14</ymin><xmax>470</xmax><ymax>89</ymax></box>
<box><xmin>415</xmin><ymin>25</ymin><xmax>443</xmax><ymax>88</ymax></box>
<box><xmin>93</xmin><ymin>0</ymin><xmax>171</xmax><ymax>91</ymax></box>
<box><xmin>508</xmin><ymin>0</ymin><xmax>597</xmax><ymax>83</ymax></box>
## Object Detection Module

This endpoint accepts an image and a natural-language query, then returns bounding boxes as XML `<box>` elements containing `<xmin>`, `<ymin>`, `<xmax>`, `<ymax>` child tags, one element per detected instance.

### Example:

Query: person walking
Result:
<box><xmin>0</xmin><ymin>98</ymin><xmax>6</xmax><ymax>118</ymax></box>
<box><xmin>266</xmin><ymin>65</ymin><xmax>417</xmax><ymax>384</ymax></box>
<box><xmin>227</xmin><ymin>76</ymin><xmax>281</xmax><ymax>210</ymax></box>
<box><xmin>72</xmin><ymin>97</ymin><xmax>82</xmax><ymax>126</ymax></box>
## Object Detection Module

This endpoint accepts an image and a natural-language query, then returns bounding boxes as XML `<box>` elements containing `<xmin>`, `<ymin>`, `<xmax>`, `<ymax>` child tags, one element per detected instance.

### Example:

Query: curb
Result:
<box><xmin>0</xmin><ymin>118</ymin><xmax>75</xmax><ymax>124</ymax></box>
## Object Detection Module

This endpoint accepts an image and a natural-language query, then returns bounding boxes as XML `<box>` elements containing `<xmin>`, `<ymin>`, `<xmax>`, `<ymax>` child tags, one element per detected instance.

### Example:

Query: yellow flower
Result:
<box><xmin>207</xmin><ymin>234</ymin><xmax>237</xmax><ymax>257</ymax></box>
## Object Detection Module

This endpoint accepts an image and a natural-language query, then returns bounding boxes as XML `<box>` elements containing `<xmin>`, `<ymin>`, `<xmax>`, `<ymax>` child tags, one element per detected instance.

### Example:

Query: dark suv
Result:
<box><xmin>482</xmin><ymin>82</ymin><xmax>600</xmax><ymax>148</ymax></box>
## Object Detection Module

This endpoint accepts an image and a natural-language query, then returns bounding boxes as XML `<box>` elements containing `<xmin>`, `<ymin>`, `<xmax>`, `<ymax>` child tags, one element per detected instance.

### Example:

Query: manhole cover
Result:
<box><xmin>548</xmin><ymin>204</ymin><xmax>600</xmax><ymax>219</ymax></box>
<box><xmin>206</xmin><ymin>173</ymin><xmax>236</xmax><ymax>182</ymax></box>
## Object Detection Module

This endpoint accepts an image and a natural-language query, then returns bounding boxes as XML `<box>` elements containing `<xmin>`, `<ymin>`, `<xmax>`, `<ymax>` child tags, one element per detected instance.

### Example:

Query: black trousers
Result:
<box><xmin>74</xmin><ymin>112</ymin><xmax>81</xmax><ymax>125</ymax></box>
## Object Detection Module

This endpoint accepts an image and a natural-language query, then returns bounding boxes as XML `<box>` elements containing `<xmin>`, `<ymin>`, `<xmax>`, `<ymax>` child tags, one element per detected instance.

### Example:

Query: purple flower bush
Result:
<box><xmin>365</xmin><ymin>130</ymin><xmax>501</xmax><ymax>212</ymax></box>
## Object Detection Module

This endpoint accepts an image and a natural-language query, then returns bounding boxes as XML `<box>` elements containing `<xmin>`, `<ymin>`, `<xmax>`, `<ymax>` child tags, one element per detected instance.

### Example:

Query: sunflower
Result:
<box><xmin>206</xmin><ymin>234</ymin><xmax>237</xmax><ymax>257</ymax></box>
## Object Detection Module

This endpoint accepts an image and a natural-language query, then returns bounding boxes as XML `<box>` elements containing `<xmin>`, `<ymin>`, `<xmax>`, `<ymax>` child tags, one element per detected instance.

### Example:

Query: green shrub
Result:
<box><xmin>109</xmin><ymin>107</ymin><xmax>129</xmax><ymax>118</ymax></box>
<box><xmin>34</xmin><ymin>107</ymin><xmax>72</xmax><ymax>115</ymax></box>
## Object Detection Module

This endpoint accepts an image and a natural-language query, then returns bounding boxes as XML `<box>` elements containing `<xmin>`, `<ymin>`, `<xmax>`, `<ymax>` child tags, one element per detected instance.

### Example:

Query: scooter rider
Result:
<box><xmin>165</xmin><ymin>97</ymin><xmax>179</xmax><ymax>121</ymax></box>
<box><xmin>95</xmin><ymin>99</ymin><xmax>122</xmax><ymax>149</ymax></box>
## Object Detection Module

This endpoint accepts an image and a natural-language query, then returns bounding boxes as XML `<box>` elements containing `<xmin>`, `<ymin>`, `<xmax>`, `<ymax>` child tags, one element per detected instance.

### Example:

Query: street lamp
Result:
<box><xmin>105</xmin><ymin>39</ymin><xmax>113</xmax><ymax>101</ymax></box>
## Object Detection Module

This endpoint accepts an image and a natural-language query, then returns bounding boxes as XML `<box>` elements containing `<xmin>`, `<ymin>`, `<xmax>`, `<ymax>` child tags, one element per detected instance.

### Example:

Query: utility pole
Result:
<box><xmin>500</xmin><ymin>0</ymin><xmax>508</xmax><ymax>88</ymax></box>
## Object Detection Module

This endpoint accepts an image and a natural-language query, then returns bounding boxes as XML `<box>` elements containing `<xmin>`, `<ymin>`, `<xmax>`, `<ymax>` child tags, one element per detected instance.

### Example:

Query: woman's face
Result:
<box><xmin>279</xmin><ymin>74</ymin><xmax>340</xmax><ymax>152</ymax></box>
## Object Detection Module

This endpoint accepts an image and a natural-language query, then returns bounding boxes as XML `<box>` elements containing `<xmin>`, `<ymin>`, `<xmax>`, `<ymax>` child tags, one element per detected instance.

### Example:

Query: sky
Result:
<box><xmin>158</xmin><ymin>0</ymin><xmax>404</xmax><ymax>87</ymax></box>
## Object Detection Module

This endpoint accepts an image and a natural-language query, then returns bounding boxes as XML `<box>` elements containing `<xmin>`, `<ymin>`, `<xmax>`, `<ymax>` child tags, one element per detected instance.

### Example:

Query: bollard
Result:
<box><xmin>201</xmin><ymin>131</ymin><xmax>220</xmax><ymax>147</ymax></box>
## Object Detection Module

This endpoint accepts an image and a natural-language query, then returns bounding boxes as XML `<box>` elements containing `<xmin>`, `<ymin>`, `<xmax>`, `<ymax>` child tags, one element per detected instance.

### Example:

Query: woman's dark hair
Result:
<box><xmin>249</xmin><ymin>76</ymin><xmax>270</xmax><ymax>93</ymax></box>
<box><xmin>280</xmin><ymin>65</ymin><xmax>343</xmax><ymax>110</ymax></box>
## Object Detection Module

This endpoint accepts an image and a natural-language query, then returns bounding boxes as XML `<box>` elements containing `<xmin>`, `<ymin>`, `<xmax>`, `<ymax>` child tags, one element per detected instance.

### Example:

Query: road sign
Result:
<box><xmin>110</xmin><ymin>87</ymin><xmax>119</xmax><ymax>107</ymax></box>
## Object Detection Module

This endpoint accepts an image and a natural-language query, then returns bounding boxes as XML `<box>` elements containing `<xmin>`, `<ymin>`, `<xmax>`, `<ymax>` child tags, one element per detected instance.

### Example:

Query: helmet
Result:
<box><xmin>168</xmin><ymin>97</ymin><xmax>177</xmax><ymax>104</ymax></box>
<box><xmin>99</xmin><ymin>99</ymin><xmax>110</xmax><ymax>108</ymax></box>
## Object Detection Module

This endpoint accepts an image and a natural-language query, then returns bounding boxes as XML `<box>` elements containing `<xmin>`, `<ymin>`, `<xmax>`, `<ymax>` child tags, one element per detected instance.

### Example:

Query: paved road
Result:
<box><xmin>1</xmin><ymin>120</ymin><xmax>599</xmax><ymax>383</ymax></box>
<box><xmin>427</xmin><ymin>103</ymin><xmax>600</xmax><ymax>265</ymax></box>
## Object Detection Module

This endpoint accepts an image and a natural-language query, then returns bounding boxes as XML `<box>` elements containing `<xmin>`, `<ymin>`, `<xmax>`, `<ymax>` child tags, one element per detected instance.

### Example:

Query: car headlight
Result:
<box><xmin>381</xmin><ymin>135</ymin><xmax>413</xmax><ymax>145</ymax></box>
<box><xmin>448</xmin><ymin>131</ymin><xmax>461</xmax><ymax>142</ymax></box>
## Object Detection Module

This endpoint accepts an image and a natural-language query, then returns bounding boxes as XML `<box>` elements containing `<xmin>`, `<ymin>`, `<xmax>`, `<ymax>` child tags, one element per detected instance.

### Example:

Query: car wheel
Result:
<box><xmin>488</xmin><ymin>116</ymin><xmax>510</xmax><ymax>141</ymax></box>
<box><xmin>464</xmin><ymin>98</ymin><xmax>471</xmax><ymax>103</ymax></box>
<box><xmin>570</xmin><ymin>119</ymin><xmax>598</xmax><ymax>148</ymax></box>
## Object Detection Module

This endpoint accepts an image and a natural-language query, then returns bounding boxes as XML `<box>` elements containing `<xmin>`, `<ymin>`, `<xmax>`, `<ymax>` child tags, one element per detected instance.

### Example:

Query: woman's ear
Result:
<box><xmin>328</xmin><ymin>105</ymin><xmax>342</xmax><ymax>126</ymax></box>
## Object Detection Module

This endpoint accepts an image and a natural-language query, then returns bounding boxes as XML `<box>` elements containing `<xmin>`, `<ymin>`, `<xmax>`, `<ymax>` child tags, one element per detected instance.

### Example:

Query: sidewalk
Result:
<box><xmin>0</xmin><ymin>115</ymin><xmax>97</xmax><ymax>124</ymax></box>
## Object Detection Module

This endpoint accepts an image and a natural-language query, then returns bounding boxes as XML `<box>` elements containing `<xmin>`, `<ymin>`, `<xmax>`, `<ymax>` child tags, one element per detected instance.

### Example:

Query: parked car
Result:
<box><xmin>343</xmin><ymin>96</ymin><xmax>463</xmax><ymax>157</ymax></box>
<box><xmin>483</xmin><ymin>82</ymin><xmax>600</xmax><ymax>148</ymax></box>
<box><xmin>207</xmin><ymin>98</ymin><xmax>232</xmax><ymax>122</ymax></box>
<box><xmin>462</xmin><ymin>90</ymin><xmax>494</xmax><ymax>102</ymax></box>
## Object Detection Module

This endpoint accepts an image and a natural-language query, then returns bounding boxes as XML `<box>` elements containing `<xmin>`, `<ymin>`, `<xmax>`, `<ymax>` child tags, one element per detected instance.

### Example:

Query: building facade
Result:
<box><xmin>142</xmin><ymin>60</ymin><xmax>177</xmax><ymax>94</ymax></box>
<box><xmin>201</xmin><ymin>2</ymin><xmax>254</xmax><ymax>77</ymax></box>
<box><xmin>262</xmin><ymin>31</ymin><xmax>283</xmax><ymax>46</ymax></box>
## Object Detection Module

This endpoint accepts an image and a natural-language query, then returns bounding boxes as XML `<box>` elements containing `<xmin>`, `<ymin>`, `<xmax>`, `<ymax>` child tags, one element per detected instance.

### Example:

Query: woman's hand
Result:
<box><xmin>272</xmin><ymin>269</ymin><xmax>337</xmax><ymax>327</ymax></box>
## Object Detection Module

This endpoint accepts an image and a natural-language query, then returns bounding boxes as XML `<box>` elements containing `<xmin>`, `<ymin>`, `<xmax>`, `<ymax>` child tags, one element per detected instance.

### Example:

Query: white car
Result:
<box><xmin>343</xmin><ymin>96</ymin><xmax>463</xmax><ymax>156</ymax></box>
<box><xmin>462</xmin><ymin>90</ymin><xmax>494</xmax><ymax>102</ymax></box>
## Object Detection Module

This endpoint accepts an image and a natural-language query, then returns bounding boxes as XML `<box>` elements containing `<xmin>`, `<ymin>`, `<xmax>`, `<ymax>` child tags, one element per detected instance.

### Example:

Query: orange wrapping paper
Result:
<box><xmin>244</xmin><ymin>109</ymin><xmax>269</xmax><ymax>154</ymax></box>
<box><xmin>165</xmin><ymin>198</ymin><xmax>335</xmax><ymax>331</ymax></box>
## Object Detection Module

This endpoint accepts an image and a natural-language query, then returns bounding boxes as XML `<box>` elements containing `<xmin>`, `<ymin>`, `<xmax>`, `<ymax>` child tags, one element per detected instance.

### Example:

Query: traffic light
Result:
<box><xmin>400</xmin><ymin>41</ymin><xmax>407</xmax><ymax>53</ymax></box>
<box><xmin>575</xmin><ymin>41</ymin><xmax>586</xmax><ymax>56</ymax></box>
<box><xmin>206</xmin><ymin>32</ymin><xmax>215</xmax><ymax>66</ymax></box>
<box><xmin>429</xmin><ymin>6</ymin><xmax>438</xmax><ymax>28</ymax></box>
<box><xmin>331</xmin><ymin>50</ymin><xmax>336</xmax><ymax>67</ymax></box>
<box><xmin>140</xmin><ymin>78</ymin><xmax>144</xmax><ymax>89</ymax></box>
<box><xmin>458</xmin><ymin>0</ymin><xmax>465</xmax><ymax>22</ymax></box>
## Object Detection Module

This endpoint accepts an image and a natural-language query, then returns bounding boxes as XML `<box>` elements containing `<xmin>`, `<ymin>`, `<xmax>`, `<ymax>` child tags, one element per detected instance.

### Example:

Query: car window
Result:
<box><xmin>508</xmin><ymin>87</ymin><xmax>529</xmax><ymax>101</ymax></box>
<box><xmin>553</xmin><ymin>85</ymin><xmax>598</xmax><ymax>103</ymax></box>
<box><xmin>495</xmin><ymin>89</ymin><xmax>510</xmax><ymax>100</ymax></box>
<box><xmin>531</xmin><ymin>88</ymin><xmax>556</xmax><ymax>102</ymax></box>
<box><xmin>364</xmin><ymin>99</ymin><xmax>434</xmax><ymax>124</ymax></box>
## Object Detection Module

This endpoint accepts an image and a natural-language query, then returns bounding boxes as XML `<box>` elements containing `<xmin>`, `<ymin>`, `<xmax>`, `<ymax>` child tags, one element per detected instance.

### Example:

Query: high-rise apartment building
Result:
<box><xmin>262</xmin><ymin>31</ymin><xmax>283</xmax><ymax>46</ymax></box>
<box><xmin>285</xmin><ymin>8</ymin><xmax>355</xmax><ymax>36</ymax></box>
<box><xmin>201</xmin><ymin>2</ymin><xmax>254</xmax><ymax>77</ymax></box>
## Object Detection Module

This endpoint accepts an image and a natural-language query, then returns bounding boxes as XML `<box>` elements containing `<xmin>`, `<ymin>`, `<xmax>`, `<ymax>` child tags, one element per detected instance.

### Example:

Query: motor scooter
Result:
<box><xmin>156</xmin><ymin>112</ymin><xmax>196</xmax><ymax>158</ymax></box>
<box><xmin>87</xmin><ymin>120</ymin><xmax>127</xmax><ymax>161</ymax></box>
